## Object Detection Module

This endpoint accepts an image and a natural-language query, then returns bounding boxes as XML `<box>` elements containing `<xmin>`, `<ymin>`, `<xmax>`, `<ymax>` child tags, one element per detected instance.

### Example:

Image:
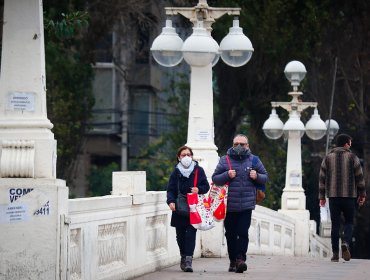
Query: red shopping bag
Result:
<box><xmin>209</xmin><ymin>183</ymin><xmax>228</xmax><ymax>221</ymax></box>
<box><xmin>187</xmin><ymin>192</ymin><xmax>202</xmax><ymax>225</ymax></box>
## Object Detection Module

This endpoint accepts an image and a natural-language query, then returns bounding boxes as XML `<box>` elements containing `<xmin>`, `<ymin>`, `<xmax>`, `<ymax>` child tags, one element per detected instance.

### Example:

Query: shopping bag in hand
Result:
<box><xmin>187</xmin><ymin>192</ymin><xmax>202</xmax><ymax>225</ymax></box>
<box><xmin>209</xmin><ymin>183</ymin><xmax>228</xmax><ymax>221</ymax></box>
<box><xmin>187</xmin><ymin>193</ymin><xmax>215</xmax><ymax>231</ymax></box>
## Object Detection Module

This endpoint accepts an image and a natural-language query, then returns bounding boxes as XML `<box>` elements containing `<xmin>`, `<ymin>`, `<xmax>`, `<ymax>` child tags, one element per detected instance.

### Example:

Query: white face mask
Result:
<box><xmin>180</xmin><ymin>156</ymin><xmax>192</xmax><ymax>168</ymax></box>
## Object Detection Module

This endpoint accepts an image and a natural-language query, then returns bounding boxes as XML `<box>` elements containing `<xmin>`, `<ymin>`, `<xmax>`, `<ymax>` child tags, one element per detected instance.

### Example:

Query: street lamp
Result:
<box><xmin>262</xmin><ymin>61</ymin><xmax>327</xmax><ymax>211</ymax></box>
<box><xmin>150</xmin><ymin>0</ymin><xmax>253</xmax><ymax>177</ymax></box>
<box><xmin>325</xmin><ymin>119</ymin><xmax>339</xmax><ymax>154</ymax></box>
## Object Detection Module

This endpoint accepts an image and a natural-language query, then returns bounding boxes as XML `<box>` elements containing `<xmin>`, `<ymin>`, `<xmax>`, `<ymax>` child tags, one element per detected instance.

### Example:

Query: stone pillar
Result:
<box><xmin>0</xmin><ymin>1</ymin><xmax>69</xmax><ymax>279</ymax></box>
<box><xmin>279</xmin><ymin>131</ymin><xmax>310</xmax><ymax>256</ymax></box>
<box><xmin>0</xmin><ymin>179</ymin><xmax>68</xmax><ymax>279</ymax></box>
<box><xmin>0</xmin><ymin>0</ymin><xmax>56</xmax><ymax>179</ymax></box>
<box><xmin>186</xmin><ymin>65</ymin><xmax>219</xmax><ymax>179</ymax></box>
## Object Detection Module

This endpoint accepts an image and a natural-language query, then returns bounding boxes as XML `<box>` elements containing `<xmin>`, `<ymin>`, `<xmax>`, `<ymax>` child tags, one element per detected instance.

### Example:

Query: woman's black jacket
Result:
<box><xmin>166</xmin><ymin>162</ymin><xmax>210</xmax><ymax>227</ymax></box>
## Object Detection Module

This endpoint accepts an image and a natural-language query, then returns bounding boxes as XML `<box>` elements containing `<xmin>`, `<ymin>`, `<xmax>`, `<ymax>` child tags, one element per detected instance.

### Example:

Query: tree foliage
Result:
<box><xmin>208</xmin><ymin>0</ymin><xmax>370</xmax><ymax>257</ymax></box>
<box><xmin>88</xmin><ymin>162</ymin><xmax>119</xmax><ymax>196</ymax></box>
<box><xmin>42</xmin><ymin>0</ymin><xmax>157</xmax><ymax>186</ymax></box>
<box><xmin>43</xmin><ymin>4</ymin><xmax>95</xmax><ymax>181</ymax></box>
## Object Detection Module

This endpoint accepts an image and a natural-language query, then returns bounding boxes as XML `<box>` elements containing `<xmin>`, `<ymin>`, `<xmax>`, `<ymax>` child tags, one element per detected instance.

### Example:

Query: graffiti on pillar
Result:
<box><xmin>9</xmin><ymin>188</ymin><xmax>34</xmax><ymax>203</ymax></box>
<box><xmin>0</xmin><ymin>188</ymin><xmax>51</xmax><ymax>224</ymax></box>
<box><xmin>33</xmin><ymin>201</ymin><xmax>50</xmax><ymax>216</ymax></box>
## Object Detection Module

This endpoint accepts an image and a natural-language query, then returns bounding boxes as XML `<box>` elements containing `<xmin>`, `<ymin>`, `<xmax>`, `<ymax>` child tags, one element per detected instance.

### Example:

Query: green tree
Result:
<box><xmin>88</xmin><ymin>162</ymin><xmax>119</xmax><ymax>196</ymax></box>
<box><xmin>43</xmin><ymin>6</ymin><xmax>95</xmax><ymax>181</ymax></box>
<box><xmin>43</xmin><ymin>0</ymin><xmax>157</xmax><ymax>192</ymax></box>
<box><xmin>209</xmin><ymin>0</ymin><xmax>370</xmax><ymax>257</ymax></box>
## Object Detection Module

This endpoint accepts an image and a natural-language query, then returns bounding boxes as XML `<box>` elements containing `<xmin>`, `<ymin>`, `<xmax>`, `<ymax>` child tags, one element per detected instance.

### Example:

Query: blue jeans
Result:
<box><xmin>329</xmin><ymin>197</ymin><xmax>356</xmax><ymax>253</ymax></box>
<box><xmin>224</xmin><ymin>209</ymin><xmax>252</xmax><ymax>261</ymax></box>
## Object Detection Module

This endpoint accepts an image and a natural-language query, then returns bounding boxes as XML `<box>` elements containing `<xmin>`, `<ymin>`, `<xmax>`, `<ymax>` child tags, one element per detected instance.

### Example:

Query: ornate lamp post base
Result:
<box><xmin>263</xmin><ymin>61</ymin><xmax>328</xmax><ymax>256</ymax></box>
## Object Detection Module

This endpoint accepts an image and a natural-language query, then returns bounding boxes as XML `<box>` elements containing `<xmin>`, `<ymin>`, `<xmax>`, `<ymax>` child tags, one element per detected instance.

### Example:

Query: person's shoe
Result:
<box><xmin>180</xmin><ymin>255</ymin><xmax>186</xmax><ymax>271</ymax></box>
<box><xmin>228</xmin><ymin>260</ymin><xmax>236</xmax><ymax>272</ymax></box>
<box><xmin>331</xmin><ymin>252</ymin><xmax>339</xmax><ymax>262</ymax></box>
<box><xmin>341</xmin><ymin>243</ymin><xmax>351</xmax><ymax>261</ymax></box>
<box><xmin>184</xmin><ymin>256</ymin><xmax>193</xmax><ymax>272</ymax></box>
<box><xmin>235</xmin><ymin>259</ymin><xmax>247</xmax><ymax>273</ymax></box>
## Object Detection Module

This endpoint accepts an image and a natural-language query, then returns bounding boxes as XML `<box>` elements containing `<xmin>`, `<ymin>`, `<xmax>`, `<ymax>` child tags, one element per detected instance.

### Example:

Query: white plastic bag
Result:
<box><xmin>320</xmin><ymin>206</ymin><xmax>329</xmax><ymax>222</ymax></box>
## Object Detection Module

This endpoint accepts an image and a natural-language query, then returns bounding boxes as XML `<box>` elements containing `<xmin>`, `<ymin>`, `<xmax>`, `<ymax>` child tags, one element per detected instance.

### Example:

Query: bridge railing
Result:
<box><xmin>65</xmin><ymin>171</ymin><xmax>330</xmax><ymax>280</ymax></box>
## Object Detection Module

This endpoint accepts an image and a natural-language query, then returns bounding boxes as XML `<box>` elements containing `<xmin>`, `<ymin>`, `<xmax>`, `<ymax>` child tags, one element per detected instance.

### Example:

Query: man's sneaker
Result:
<box><xmin>331</xmin><ymin>252</ymin><xmax>339</xmax><ymax>262</ymax></box>
<box><xmin>341</xmin><ymin>243</ymin><xmax>351</xmax><ymax>261</ymax></box>
<box><xmin>235</xmin><ymin>259</ymin><xmax>247</xmax><ymax>273</ymax></box>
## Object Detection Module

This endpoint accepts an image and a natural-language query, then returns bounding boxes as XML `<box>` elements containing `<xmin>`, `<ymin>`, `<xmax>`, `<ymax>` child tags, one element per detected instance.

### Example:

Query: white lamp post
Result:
<box><xmin>262</xmin><ymin>60</ymin><xmax>327</xmax><ymax>211</ymax></box>
<box><xmin>151</xmin><ymin>0</ymin><xmax>253</xmax><ymax>178</ymax></box>
<box><xmin>262</xmin><ymin>61</ymin><xmax>327</xmax><ymax>255</ymax></box>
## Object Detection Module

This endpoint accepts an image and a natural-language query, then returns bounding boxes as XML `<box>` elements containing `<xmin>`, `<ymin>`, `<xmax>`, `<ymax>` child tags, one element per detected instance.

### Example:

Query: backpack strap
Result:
<box><xmin>251</xmin><ymin>155</ymin><xmax>259</xmax><ymax>168</ymax></box>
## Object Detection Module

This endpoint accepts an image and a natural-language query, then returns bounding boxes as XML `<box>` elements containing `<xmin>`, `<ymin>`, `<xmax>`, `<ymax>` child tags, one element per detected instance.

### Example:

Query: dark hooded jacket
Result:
<box><xmin>212</xmin><ymin>148</ymin><xmax>268</xmax><ymax>212</ymax></box>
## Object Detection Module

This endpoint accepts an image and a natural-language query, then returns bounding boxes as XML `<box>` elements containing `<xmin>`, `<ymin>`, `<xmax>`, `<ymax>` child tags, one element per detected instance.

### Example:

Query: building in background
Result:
<box><xmin>70</xmin><ymin>1</ymin><xmax>186</xmax><ymax>197</ymax></box>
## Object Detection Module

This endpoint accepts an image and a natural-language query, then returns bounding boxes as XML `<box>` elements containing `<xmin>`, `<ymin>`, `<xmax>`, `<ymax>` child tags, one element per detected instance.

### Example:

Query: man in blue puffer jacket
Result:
<box><xmin>212</xmin><ymin>134</ymin><xmax>268</xmax><ymax>273</ymax></box>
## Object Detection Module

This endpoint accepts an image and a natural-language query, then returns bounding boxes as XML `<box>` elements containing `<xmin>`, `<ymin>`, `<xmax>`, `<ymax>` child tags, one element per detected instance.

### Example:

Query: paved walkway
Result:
<box><xmin>133</xmin><ymin>255</ymin><xmax>370</xmax><ymax>280</ymax></box>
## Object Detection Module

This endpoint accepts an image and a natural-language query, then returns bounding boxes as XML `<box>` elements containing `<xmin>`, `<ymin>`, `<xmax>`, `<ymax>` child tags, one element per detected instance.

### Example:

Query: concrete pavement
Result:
<box><xmin>133</xmin><ymin>255</ymin><xmax>370</xmax><ymax>280</ymax></box>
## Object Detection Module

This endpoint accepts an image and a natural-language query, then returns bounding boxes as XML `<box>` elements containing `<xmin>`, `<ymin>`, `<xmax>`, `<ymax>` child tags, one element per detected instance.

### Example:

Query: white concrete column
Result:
<box><xmin>186</xmin><ymin>65</ymin><xmax>219</xmax><ymax>178</ymax></box>
<box><xmin>0</xmin><ymin>0</ymin><xmax>56</xmax><ymax>179</ymax></box>
<box><xmin>185</xmin><ymin>65</ymin><xmax>225</xmax><ymax>257</ymax></box>
<box><xmin>0</xmin><ymin>1</ymin><xmax>69</xmax><ymax>279</ymax></box>
<box><xmin>279</xmin><ymin>131</ymin><xmax>310</xmax><ymax>256</ymax></box>
<box><xmin>0</xmin><ymin>179</ymin><xmax>69</xmax><ymax>279</ymax></box>
<box><xmin>281</xmin><ymin>131</ymin><xmax>306</xmax><ymax>211</ymax></box>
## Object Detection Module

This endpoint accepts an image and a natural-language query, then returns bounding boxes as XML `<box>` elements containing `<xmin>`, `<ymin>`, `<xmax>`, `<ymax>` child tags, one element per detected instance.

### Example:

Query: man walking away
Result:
<box><xmin>319</xmin><ymin>134</ymin><xmax>366</xmax><ymax>262</ymax></box>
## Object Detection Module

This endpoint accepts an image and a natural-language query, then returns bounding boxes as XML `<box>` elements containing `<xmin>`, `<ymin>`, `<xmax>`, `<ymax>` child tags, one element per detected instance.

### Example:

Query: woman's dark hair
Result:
<box><xmin>176</xmin><ymin>145</ymin><xmax>193</xmax><ymax>161</ymax></box>
<box><xmin>335</xmin><ymin>134</ymin><xmax>352</xmax><ymax>147</ymax></box>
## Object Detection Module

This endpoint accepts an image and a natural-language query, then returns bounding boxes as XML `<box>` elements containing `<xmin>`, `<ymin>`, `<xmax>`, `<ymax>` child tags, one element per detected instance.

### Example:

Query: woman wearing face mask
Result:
<box><xmin>166</xmin><ymin>145</ymin><xmax>210</xmax><ymax>272</ymax></box>
<box><xmin>212</xmin><ymin>134</ymin><xmax>268</xmax><ymax>273</ymax></box>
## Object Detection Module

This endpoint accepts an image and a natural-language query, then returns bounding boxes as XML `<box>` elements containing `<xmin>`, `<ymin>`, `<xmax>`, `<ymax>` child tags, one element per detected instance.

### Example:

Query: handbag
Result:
<box><xmin>256</xmin><ymin>189</ymin><xmax>266</xmax><ymax>204</ymax></box>
<box><xmin>176</xmin><ymin>192</ymin><xmax>189</xmax><ymax>217</ymax></box>
<box><xmin>175</xmin><ymin>168</ymin><xmax>198</xmax><ymax>217</ymax></box>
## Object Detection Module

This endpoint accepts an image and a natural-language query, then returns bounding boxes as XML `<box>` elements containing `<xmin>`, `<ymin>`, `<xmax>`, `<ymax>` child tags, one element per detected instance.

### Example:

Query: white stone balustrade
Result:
<box><xmin>248</xmin><ymin>205</ymin><xmax>295</xmax><ymax>256</ymax></box>
<box><xmin>0</xmin><ymin>171</ymin><xmax>330</xmax><ymax>279</ymax></box>
<box><xmin>67</xmin><ymin>192</ymin><xmax>194</xmax><ymax>280</ymax></box>
<box><xmin>63</xmin><ymin>171</ymin><xmax>330</xmax><ymax>280</ymax></box>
